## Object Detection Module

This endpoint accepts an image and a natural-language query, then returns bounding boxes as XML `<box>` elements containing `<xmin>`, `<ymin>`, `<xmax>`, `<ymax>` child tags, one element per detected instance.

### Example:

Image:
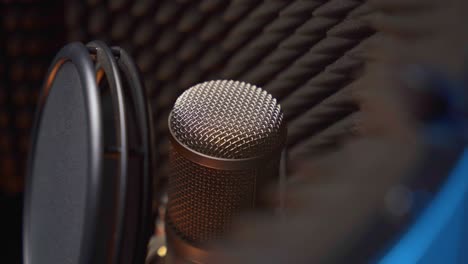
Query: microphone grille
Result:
<box><xmin>168</xmin><ymin>151</ymin><xmax>257</xmax><ymax>243</ymax></box>
<box><xmin>169</xmin><ymin>80</ymin><xmax>285</xmax><ymax>159</ymax></box>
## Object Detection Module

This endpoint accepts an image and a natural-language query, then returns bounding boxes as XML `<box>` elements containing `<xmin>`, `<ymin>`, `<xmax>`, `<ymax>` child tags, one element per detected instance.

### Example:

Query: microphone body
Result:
<box><xmin>166</xmin><ymin>80</ymin><xmax>286</xmax><ymax>263</ymax></box>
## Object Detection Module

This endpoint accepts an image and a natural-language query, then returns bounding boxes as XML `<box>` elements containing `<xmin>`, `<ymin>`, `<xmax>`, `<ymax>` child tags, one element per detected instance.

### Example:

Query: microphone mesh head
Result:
<box><xmin>169</xmin><ymin>80</ymin><xmax>285</xmax><ymax>159</ymax></box>
<box><xmin>167</xmin><ymin>80</ymin><xmax>286</xmax><ymax>245</ymax></box>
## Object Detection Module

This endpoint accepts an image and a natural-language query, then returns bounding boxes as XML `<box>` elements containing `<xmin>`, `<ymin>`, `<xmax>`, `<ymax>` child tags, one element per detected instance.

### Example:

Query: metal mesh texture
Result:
<box><xmin>169</xmin><ymin>80</ymin><xmax>285</xmax><ymax>159</ymax></box>
<box><xmin>167</xmin><ymin>144</ymin><xmax>280</xmax><ymax>244</ymax></box>
<box><xmin>167</xmin><ymin>147</ymin><xmax>254</xmax><ymax>244</ymax></box>
<box><xmin>167</xmin><ymin>81</ymin><xmax>284</xmax><ymax>244</ymax></box>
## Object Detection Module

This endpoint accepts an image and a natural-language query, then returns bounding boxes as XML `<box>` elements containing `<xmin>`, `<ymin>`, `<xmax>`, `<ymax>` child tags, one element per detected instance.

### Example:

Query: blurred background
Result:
<box><xmin>1</xmin><ymin>0</ymin><xmax>467</xmax><ymax>263</ymax></box>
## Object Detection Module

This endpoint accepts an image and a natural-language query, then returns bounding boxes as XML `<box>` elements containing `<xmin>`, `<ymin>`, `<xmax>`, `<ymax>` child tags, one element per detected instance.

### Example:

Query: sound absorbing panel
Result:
<box><xmin>203</xmin><ymin>0</ymin><xmax>468</xmax><ymax>262</ymax></box>
<box><xmin>0</xmin><ymin>1</ymin><xmax>64</xmax><ymax>194</ymax></box>
<box><xmin>65</xmin><ymin>0</ymin><xmax>375</xmax><ymax>195</ymax></box>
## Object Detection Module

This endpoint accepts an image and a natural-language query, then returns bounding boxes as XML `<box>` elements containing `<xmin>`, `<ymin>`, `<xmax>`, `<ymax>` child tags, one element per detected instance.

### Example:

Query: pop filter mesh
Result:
<box><xmin>28</xmin><ymin>62</ymin><xmax>88</xmax><ymax>264</ymax></box>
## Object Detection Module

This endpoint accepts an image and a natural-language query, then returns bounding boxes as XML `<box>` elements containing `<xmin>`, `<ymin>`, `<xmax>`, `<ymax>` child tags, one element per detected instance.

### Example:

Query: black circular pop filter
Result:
<box><xmin>23</xmin><ymin>42</ymin><xmax>153</xmax><ymax>264</ymax></box>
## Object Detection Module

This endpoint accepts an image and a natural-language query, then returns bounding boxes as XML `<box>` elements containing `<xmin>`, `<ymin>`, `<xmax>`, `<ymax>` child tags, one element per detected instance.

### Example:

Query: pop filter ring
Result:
<box><xmin>89</xmin><ymin>40</ymin><xmax>130</xmax><ymax>264</ymax></box>
<box><xmin>112</xmin><ymin>46</ymin><xmax>154</xmax><ymax>264</ymax></box>
<box><xmin>23</xmin><ymin>41</ymin><xmax>152</xmax><ymax>264</ymax></box>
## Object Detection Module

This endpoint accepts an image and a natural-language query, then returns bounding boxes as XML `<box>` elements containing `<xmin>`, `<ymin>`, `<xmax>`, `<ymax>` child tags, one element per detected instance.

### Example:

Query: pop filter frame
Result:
<box><xmin>23</xmin><ymin>41</ymin><xmax>153</xmax><ymax>264</ymax></box>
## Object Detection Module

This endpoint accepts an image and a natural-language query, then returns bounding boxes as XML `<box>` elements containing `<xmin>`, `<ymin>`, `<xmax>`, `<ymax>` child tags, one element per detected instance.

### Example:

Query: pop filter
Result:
<box><xmin>23</xmin><ymin>41</ymin><xmax>153</xmax><ymax>264</ymax></box>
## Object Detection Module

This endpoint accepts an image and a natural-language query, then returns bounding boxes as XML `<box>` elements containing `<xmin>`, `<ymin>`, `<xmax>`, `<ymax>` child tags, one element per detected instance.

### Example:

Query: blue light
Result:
<box><xmin>379</xmin><ymin>148</ymin><xmax>468</xmax><ymax>264</ymax></box>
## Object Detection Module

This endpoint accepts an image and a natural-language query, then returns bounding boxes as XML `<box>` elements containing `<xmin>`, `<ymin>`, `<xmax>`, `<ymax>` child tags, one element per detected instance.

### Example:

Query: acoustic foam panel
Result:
<box><xmin>0</xmin><ymin>1</ymin><xmax>64</xmax><ymax>194</ymax></box>
<box><xmin>65</xmin><ymin>0</ymin><xmax>375</xmax><ymax>193</ymax></box>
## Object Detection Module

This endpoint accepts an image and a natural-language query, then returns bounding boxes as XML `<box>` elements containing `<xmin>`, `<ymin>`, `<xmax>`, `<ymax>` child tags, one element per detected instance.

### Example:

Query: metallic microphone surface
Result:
<box><xmin>166</xmin><ymin>80</ymin><xmax>286</xmax><ymax>261</ymax></box>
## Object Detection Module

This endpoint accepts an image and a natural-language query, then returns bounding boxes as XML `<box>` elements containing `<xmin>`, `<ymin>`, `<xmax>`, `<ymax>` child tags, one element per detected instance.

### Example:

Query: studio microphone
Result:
<box><xmin>166</xmin><ymin>80</ymin><xmax>287</xmax><ymax>263</ymax></box>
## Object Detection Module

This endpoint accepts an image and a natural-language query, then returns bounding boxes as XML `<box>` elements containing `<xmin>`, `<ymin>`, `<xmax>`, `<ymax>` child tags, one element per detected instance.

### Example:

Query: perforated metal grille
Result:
<box><xmin>170</xmin><ymin>80</ymin><xmax>285</xmax><ymax>159</ymax></box>
<box><xmin>167</xmin><ymin>146</ymin><xmax>257</xmax><ymax>244</ymax></box>
<box><xmin>167</xmin><ymin>81</ymin><xmax>283</xmax><ymax>244</ymax></box>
